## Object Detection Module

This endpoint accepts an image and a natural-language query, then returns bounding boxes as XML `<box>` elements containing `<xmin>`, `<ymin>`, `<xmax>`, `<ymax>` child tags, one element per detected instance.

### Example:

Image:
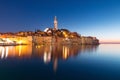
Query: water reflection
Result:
<box><xmin>0</xmin><ymin>44</ymin><xmax>98</xmax><ymax>71</ymax></box>
<box><xmin>0</xmin><ymin>45</ymin><xmax>32</xmax><ymax>59</ymax></box>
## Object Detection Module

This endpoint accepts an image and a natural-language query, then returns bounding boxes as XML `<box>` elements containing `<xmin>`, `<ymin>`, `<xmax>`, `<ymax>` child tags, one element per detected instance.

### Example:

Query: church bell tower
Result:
<box><xmin>54</xmin><ymin>16</ymin><xmax>58</xmax><ymax>30</ymax></box>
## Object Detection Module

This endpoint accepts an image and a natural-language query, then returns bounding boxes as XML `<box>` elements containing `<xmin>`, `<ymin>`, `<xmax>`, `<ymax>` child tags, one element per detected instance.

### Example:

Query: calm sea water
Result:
<box><xmin>0</xmin><ymin>44</ymin><xmax>120</xmax><ymax>80</ymax></box>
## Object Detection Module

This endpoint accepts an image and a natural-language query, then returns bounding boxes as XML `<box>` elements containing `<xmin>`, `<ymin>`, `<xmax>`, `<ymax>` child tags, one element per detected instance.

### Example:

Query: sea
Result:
<box><xmin>0</xmin><ymin>44</ymin><xmax>120</xmax><ymax>80</ymax></box>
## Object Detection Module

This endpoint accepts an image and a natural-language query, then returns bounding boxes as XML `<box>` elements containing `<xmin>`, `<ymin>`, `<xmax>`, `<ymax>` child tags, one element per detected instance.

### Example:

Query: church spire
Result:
<box><xmin>54</xmin><ymin>16</ymin><xmax>58</xmax><ymax>30</ymax></box>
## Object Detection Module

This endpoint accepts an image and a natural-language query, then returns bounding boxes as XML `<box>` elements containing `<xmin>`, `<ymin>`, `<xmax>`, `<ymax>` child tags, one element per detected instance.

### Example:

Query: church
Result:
<box><xmin>44</xmin><ymin>16</ymin><xmax>58</xmax><ymax>33</ymax></box>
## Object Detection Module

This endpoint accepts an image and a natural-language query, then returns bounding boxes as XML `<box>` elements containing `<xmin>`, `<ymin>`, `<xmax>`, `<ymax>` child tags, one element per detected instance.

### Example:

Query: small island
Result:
<box><xmin>0</xmin><ymin>16</ymin><xmax>99</xmax><ymax>45</ymax></box>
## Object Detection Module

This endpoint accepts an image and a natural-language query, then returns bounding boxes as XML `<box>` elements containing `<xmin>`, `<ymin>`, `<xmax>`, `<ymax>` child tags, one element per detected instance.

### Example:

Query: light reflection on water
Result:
<box><xmin>0</xmin><ymin>45</ymin><xmax>98</xmax><ymax>59</ymax></box>
<box><xmin>0</xmin><ymin>45</ymin><xmax>98</xmax><ymax>71</ymax></box>
<box><xmin>0</xmin><ymin>44</ymin><xmax>120</xmax><ymax>80</ymax></box>
<box><xmin>0</xmin><ymin>45</ymin><xmax>32</xmax><ymax>59</ymax></box>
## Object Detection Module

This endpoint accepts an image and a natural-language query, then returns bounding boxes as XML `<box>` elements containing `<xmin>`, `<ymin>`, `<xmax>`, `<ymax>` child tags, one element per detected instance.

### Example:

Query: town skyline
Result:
<box><xmin>0</xmin><ymin>0</ymin><xmax>120</xmax><ymax>43</ymax></box>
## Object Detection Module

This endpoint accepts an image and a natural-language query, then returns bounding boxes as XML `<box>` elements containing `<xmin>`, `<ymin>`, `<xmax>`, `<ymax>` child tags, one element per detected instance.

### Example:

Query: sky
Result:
<box><xmin>0</xmin><ymin>0</ymin><xmax>120</xmax><ymax>42</ymax></box>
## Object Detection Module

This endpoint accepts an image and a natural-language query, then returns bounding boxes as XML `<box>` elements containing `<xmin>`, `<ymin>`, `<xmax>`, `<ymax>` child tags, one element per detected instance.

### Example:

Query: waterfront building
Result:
<box><xmin>0</xmin><ymin>16</ymin><xmax>99</xmax><ymax>45</ymax></box>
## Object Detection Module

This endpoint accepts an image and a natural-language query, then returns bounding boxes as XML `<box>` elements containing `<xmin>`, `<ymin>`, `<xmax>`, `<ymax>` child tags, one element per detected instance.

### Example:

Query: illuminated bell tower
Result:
<box><xmin>54</xmin><ymin>16</ymin><xmax>58</xmax><ymax>30</ymax></box>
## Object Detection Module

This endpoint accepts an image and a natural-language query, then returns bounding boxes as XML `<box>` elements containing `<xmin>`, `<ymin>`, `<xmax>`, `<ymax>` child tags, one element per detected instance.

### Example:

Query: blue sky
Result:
<box><xmin>0</xmin><ymin>0</ymin><xmax>120</xmax><ymax>42</ymax></box>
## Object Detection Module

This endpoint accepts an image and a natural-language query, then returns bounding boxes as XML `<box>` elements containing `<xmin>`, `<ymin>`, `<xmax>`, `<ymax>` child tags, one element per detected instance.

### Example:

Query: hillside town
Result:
<box><xmin>0</xmin><ymin>16</ymin><xmax>99</xmax><ymax>45</ymax></box>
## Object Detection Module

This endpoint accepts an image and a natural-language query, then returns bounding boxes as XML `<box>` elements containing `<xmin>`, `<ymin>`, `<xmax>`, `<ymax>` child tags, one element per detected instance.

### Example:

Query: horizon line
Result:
<box><xmin>100</xmin><ymin>42</ymin><xmax>120</xmax><ymax>44</ymax></box>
